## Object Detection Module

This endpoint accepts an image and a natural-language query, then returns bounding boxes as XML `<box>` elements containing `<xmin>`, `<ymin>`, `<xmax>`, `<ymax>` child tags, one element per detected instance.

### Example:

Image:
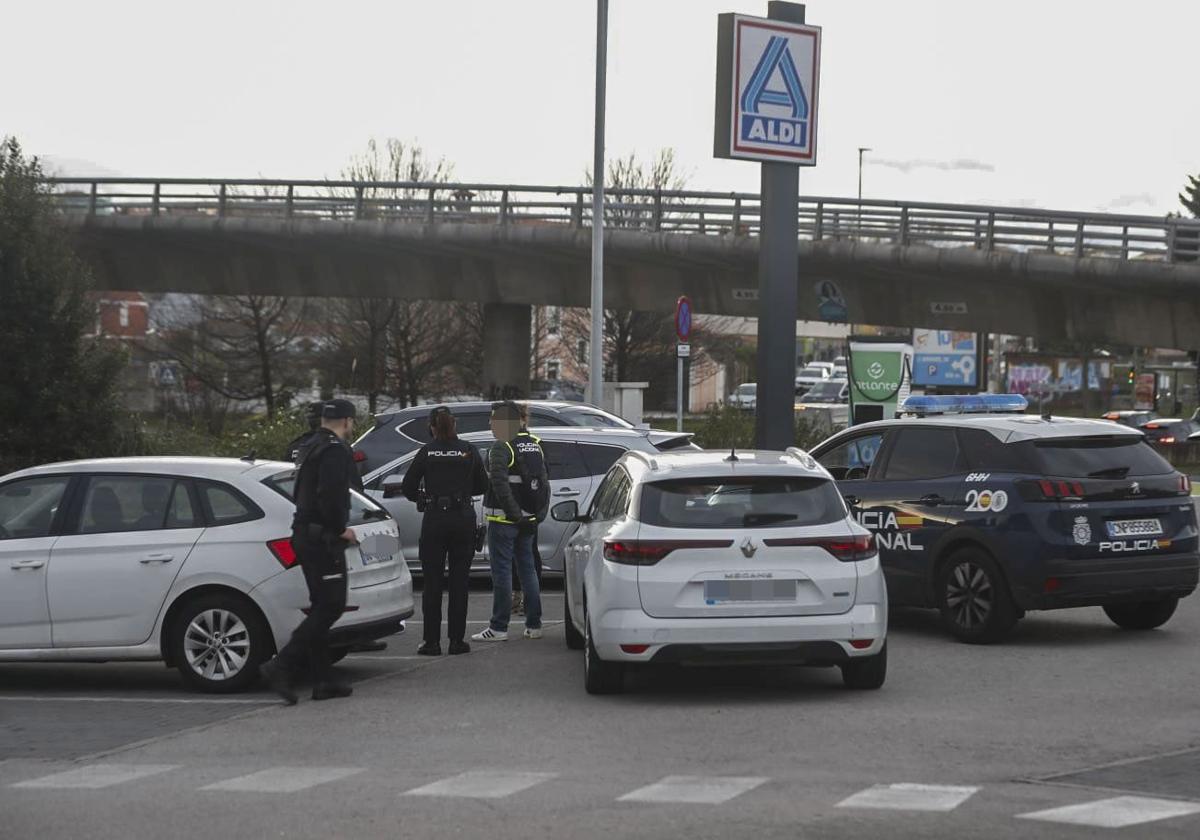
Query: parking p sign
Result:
<box><xmin>714</xmin><ymin>13</ymin><xmax>821</xmax><ymax>164</ymax></box>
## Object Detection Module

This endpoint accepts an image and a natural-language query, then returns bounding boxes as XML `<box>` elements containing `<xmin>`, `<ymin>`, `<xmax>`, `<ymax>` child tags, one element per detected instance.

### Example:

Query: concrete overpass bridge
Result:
<box><xmin>48</xmin><ymin>177</ymin><xmax>1200</xmax><ymax>394</ymax></box>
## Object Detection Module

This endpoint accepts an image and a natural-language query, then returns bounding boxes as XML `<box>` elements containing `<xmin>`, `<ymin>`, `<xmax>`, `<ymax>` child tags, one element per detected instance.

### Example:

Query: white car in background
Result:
<box><xmin>729</xmin><ymin>383</ymin><xmax>757</xmax><ymax>411</ymax></box>
<box><xmin>553</xmin><ymin>449</ymin><xmax>888</xmax><ymax>694</ymax></box>
<box><xmin>0</xmin><ymin>457</ymin><xmax>413</xmax><ymax>692</ymax></box>
<box><xmin>795</xmin><ymin>365</ymin><xmax>831</xmax><ymax>395</ymax></box>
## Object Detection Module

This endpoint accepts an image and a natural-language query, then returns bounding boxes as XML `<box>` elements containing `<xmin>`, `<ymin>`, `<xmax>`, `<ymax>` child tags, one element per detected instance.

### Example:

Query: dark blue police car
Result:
<box><xmin>810</xmin><ymin>395</ymin><xmax>1199</xmax><ymax>643</ymax></box>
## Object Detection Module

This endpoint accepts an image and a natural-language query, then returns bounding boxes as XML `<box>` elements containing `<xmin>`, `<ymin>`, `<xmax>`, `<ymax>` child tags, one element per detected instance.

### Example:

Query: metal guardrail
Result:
<box><xmin>44</xmin><ymin>177</ymin><xmax>1200</xmax><ymax>263</ymax></box>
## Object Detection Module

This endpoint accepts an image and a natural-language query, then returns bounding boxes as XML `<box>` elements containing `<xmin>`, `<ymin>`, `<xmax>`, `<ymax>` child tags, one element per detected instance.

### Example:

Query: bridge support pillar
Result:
<box><xmin>482</xmin><ymin>302</ymin><xmax>532</xmax><ymax>400</ymax></box>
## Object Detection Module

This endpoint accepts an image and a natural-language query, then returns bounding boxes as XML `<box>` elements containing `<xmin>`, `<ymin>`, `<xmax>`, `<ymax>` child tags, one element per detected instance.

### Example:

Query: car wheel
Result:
<box><xmin>1103</xmin><ymin>597</ymin><xmax>1179</xmax><ymax>630</ymax></box>
<box><xmin>583</xmin><ymin>599</ymin><xmax>623</xmax><ymax>695</ymax></box>
<box><xmin>563</xmin><ymin>567</ymin><xmax>585</xmax><ymax>651</ymax></box>
<box><xmin>936</xmin><ymin>547</ymin><xmax>1019</xmax><ymax>644</ymax></box>
<box><xmin>841</xmin><ymin>642</ymin><xmax>887</xmax><ymax>690</ymax></box>
<box><xmin>171</xmin><ymin>592</ymin><xmax>271</xmax><ymax>693</ymax></box>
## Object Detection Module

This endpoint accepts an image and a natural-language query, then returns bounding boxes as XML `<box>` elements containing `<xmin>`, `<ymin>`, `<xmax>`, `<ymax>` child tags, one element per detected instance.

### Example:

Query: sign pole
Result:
<box><xmin>589</xmin><ymin>0</ymin><xmax>608</xmax><ymax>410</ymax></box>
<box><xmin>675</xmin><ymin>296</ymin><xmax>692</xmax><ymax>433</ymax></box>
<box><xmin>754</xmin><ymin>1</ymin><xmax>804</xmax><ymax>450</ymax></box>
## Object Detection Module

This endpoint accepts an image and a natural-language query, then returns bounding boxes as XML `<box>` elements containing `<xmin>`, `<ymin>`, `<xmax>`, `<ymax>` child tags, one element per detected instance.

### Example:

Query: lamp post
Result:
<box><xmin>856</xmin><ymin>146</ymin><xmax>871</xmax><ymax>236</ymax></box>
<box><xmin>589</xmin><ymin>0</ymin><xmax>608</xmax><ymax>409</ymax></box>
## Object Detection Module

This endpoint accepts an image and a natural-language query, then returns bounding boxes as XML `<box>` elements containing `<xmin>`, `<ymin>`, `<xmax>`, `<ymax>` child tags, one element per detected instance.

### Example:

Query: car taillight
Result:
<box><xmin>267</xmin><ymin>537</ymin><xmax>298</xmax><ymax>569</ymax></box>
<box><xmin>1160</xmin><ymin>436</ymin><xmax>1177</xmax><ymax>444</ymax></box>
<box><xmin>353</xmin><ymin>450</ymin><xmax>367</xmax><ymax>463</ymax></box>
<box><xmin>602</xmin><ymin>539</ymin><xmax>732</xmax><ymax>565</ymax></box>
<box><xmin>1180</xmin><ymin>474</ymin><xmax>1192</xmax><ymax>495</ymax></box>
<box><xmin>763</xmin><ymin>534</ymin><xmax>877</xmax><ymax>562</ymax></box>
<box><xmin>1032</xmin><ymin>479</ymin><xmax>1085</xmax><ymax>500</ymax></box>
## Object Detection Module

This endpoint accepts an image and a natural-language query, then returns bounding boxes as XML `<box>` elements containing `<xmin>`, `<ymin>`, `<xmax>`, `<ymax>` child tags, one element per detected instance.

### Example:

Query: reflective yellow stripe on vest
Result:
<box><xmin>486</xmin><ymin>433</ymin><xmax>540</xmax><ymax>524</ymax></box>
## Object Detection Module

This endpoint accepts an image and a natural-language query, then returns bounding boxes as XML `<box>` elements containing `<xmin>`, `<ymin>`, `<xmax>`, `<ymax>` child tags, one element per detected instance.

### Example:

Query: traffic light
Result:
<box><xmin>1128</xmin><ymin>368</ymin><xmax>1136</xmax><ymax>385</ymax></box>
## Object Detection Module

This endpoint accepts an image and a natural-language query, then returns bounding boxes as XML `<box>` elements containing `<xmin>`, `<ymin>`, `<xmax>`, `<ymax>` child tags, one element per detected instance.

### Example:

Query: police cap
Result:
<box><xmin>322</xmin><ymin>398</ymin><xmax>357</xmax><ymax>420</ymax></box>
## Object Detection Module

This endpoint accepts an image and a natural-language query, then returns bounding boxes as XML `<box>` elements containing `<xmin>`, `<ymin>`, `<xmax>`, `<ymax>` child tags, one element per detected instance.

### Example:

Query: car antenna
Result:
<box><xmin>724</xmin><ymin>445</ymin><xmax>739</xmax><ymax>462</ymax></box>
<box><xmin>240</xmin><ymin>450</ymin><xmax>257</xmax><ymax>463</ymax></box>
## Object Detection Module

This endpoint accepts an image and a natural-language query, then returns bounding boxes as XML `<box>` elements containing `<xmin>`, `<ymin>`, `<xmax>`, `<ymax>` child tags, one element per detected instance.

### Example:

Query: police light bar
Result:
<box><xmin>900</xmin><ymin>394</ymin><xmax>1028</xmax><ymax>416</ymax></box>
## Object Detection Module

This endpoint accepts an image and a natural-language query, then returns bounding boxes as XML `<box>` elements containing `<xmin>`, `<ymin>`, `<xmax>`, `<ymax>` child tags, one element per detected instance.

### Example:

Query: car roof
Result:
<box><xmin>828</xmin><ymin>413</ymin><xmax>1146</xmax><ymax>443</ymax></box>
<box><xmin>373</xmin><ymin>400</ymin><xmax>586</xmax><ymax>421</ymax></box>
<box><xmin>621</xmin><ymin>449</ymin><xmax>829</xmax><ymax>481</ymax></box>
<box><xmin>1</xmin><ymin>456</ymin><xmax>293</xmax><ymax>482</ymax></box>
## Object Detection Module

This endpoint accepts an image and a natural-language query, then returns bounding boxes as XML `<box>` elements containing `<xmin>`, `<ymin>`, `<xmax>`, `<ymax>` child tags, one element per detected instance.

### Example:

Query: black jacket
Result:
<box><xmin>400</xmin><ymin>436</ymin><xmax>487</xmax><ymax>508</ymax></box>
<box><xmin>293</xmin><ymin>428</ymin><xmax>355</xmax><ymax>535</ymax></box>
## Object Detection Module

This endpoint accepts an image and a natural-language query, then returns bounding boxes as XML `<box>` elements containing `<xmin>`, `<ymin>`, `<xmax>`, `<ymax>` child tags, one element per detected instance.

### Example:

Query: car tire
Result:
<box><xmin>171</xmin><ymin>592</ymin><xmax>272</xmax><ymax>693</ymax></box>
<box><xmin>840</xmin><ymin>642</ymin><xmax>887</xmax><ymax>690</ymax></box>
<box><xmin>936</xmin><ymin>547</ymin><xmax>1019</xmax><ymax>644</ymax></box>
<box><xmin>1103</xmin><ymin>597</ymin><xmax>1179</xmax><ymax>630</ymax></box>
<box><xmin>563</xmin><ymin>568</ymin><xmax>585</xmax><ymax>651</ymax></box>
<box><xmin>583</xmin><ymin>599</ymin><xmax>623</xmax><ymax>695</ymax></box>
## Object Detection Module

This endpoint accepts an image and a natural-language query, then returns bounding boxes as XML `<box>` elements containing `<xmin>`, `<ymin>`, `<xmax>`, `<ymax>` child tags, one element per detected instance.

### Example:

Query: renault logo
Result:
<box><xmin>740</xmin><ymin>537</ymin><xmax>757</xmax><ymax>558</ymax></box>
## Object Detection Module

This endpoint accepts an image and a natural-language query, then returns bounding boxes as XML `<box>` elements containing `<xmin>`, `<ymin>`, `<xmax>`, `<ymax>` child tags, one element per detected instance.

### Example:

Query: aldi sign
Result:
<box><xmin>714</xmin><ymin>13</ymin><xmax>821</xmax><ymax>164</ymax></box>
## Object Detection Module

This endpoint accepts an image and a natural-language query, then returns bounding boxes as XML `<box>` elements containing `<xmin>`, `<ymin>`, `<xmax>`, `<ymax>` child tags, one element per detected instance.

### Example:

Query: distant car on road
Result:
<box><xmin>363</xmin><ymin>426</ymin><xmax>698</xmax><ymax>577</ymax></box>
<box><xmin>555</xmin><ymin>448</ymin><xmax>888</xmax><ymax>693</ymax></box>
<box><xmin>0</xmin><ymin>457</ymin><xmax>413</xmax><ymax>693</ymax></box>
<box><xmin>798</xmin><ymin>379</ymin><xmax>849</xmax><ymax>405</ymax></box>
<box><xmin>795</xmin><ymin>365</ymin><xmax>831</xmax><ymax>395</ymax></box>
<box><xmin>1101</xmin><ymin>410</ymin><xmax>1157</xmax><ymax>428</ymax></box>
<box><xmin>729</xmin><ymin>383</ymin><xmax>757</xmax><ymax>411</ymax></box>
<box><xmin>1139</xmin><ymin>418</ymin><xmax>1199</xmax><ymax>446</ymax></box>
<box><xmin>528</xmin><ymin>379</ymin><xmax>586</xmax><ymax>402</ymax></box>
<box><xmin>352</xmin><ymin>400</ymin><xmax>632</xmax><ymax>475</ymax></box>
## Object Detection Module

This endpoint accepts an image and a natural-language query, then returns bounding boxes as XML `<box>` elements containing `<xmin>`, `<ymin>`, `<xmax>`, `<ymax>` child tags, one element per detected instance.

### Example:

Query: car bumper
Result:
<box><xmin>589</xmin><ymin>603</ymin><xmax>887</xmax><ymax>664</ymax></box>
<box><xmin>1017</xmin><ymin>551</ymin><xmax>1200</xmax><ymax>610</ymax></box>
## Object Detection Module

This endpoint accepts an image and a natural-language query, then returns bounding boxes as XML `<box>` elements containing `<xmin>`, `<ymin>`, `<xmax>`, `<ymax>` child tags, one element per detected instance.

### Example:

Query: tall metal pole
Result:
<box><xmin>857</xmin><ymin>146</ymin><xmax>870</xmax><ymax>235</ymax></box>
<box><xmin>589</xmin><ymin>0</ymin><xmax>608</xmax><ymax>409</ymax></box>
<box><xmin>755</xmin><ymin>0</ymin><xmax>805</xmax><ymax>451</ymax></box>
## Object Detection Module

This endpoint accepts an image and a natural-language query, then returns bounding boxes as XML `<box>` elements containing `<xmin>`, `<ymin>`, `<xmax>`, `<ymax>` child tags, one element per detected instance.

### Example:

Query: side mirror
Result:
<box><xmin>382</xmin><ymin>475</ymin><xmax>405</xmax><ymax>499</ymax></box>
<box><xmin>843</xmin><ymin>494</ymin><xmax>862</xmax><ymax>509</ymax></box>
<box><xmin>551</xmin><ymin>500</ymin><xmax>582</xmax><ymax>522</ymax></box>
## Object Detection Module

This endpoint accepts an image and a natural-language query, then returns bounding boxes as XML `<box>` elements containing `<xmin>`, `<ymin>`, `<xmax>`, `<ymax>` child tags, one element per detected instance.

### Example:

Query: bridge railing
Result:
<box><xmin>44</xmin><ymin>177</ymin><xmax>1200</xmax><ymax>263</ymax></box>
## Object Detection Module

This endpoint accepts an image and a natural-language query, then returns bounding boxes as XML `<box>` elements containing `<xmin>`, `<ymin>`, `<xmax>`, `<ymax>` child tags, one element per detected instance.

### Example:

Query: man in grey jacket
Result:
<box><xmin>473</xmin><ymin>401</ymin><xmax>548</xmax><ymax>642</ymax></box>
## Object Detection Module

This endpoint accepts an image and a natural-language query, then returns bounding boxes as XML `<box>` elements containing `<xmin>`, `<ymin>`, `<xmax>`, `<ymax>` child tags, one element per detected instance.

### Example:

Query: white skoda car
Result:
<box><xmin>0</xmin><ymin>457</ymin><xmax>413</xmax><ymax>693</ymax></box>
<box><xmin>554</xmin><ymin>449</ymin><xmax>888</xmax><ymax>694</ymax></box>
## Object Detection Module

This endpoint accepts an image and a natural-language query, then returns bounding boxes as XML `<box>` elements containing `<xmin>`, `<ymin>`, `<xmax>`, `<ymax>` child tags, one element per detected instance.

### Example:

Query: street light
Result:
<box><xmin>589</xmin><ymin>0</ymin><xmax>608</xmax><ymax>409</ymax></box>
<box><xmin>857</xmin><ymin>146</ymin><xmax>871</xmax><ymax>236</ymax></box>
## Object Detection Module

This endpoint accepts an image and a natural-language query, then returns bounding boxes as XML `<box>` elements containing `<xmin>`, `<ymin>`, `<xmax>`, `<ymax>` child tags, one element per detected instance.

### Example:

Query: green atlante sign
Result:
<box><xmin>848</xmin><ymin>343</ymin><xmax>911</xmax><ymax>423</ymax></box>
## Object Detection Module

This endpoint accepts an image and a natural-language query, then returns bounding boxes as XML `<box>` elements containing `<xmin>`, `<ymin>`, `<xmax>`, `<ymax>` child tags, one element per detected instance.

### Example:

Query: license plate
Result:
<box><xmin>1106</xmin><ymin>518</ymin><xmax>1163</xmax><ymax>538</ymax></box>
<box><xmin>359</xmin><ymin>548</ymin><xmax>383</xmax><ymax>566</ymax></box>
<box><xmin>704</xmin><ymin>579</ymin><xmax>796</xmax><ymax>604</ymax></box>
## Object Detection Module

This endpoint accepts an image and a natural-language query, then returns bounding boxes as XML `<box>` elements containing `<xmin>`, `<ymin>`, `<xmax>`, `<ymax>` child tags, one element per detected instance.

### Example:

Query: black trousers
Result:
<box><xmin>277</xmin><ymin>537</ymin><xmax>347</xmax><ymax>682</ymax></box>
<box><xmin>419</xmin><ymin>508</ymin><xmax>475</xmax><ymax>644</ymax></box>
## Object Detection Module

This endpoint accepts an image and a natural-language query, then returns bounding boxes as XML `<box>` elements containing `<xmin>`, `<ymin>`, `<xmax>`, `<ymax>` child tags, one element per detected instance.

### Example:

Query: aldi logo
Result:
<box><xmin>715</xmin><ymin>14</ymin><xmax>821</xmax><ymax>164</ymax></box>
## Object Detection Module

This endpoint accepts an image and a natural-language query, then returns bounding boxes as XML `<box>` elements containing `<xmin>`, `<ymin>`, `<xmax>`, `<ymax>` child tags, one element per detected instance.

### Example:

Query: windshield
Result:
<box><xmin>798</xmin><ymin>367</ymin><xmax>825</xmax><ymax>378</ymax></box>
<box><xmin>565</xmin><ymin>408</ymin><xmax>631</xmax><ymax>428</ymax></box>
<box><xmin>735</xmin><ymin>384</ymin><xmax>757</xmax><ymax>396</ymax></box>
<box><xmin>264</xmin><ymin>471</ymin><xmax>390</xmax><ymax>524</ymax></box>
<box><xmin>804</xmin><ymin>381</ymin><xmax>844</xmax><ymax>400</ymax></box>
<box><xmin>1025</xmin><ymin>437</ymin><xmax>1173</xmax><ymax>478</ymax></box>
<box><xmin>639</xmin><ymin>476</ymin><xmax>847</xmax><ymax>529</ymax></box>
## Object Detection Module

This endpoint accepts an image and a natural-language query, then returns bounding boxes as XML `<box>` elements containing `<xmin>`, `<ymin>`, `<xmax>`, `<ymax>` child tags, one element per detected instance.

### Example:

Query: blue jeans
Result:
<box><xmin>488</xmin><ymin>522</ymin><xmax>541</xmax><ymax>632</ymax></box>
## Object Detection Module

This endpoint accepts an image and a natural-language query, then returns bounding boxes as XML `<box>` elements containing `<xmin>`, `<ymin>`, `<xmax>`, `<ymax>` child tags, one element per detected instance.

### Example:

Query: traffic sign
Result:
<box><xmin>677</xmin><ymin>343</ymin><xmax>691</xmax><ymax>358</ymax></box>
<box><xmin>714</xmin><ymin>13</ymin><xmax>822</xmax><ymax>164</ymax></box>
<box><xmin>675</xmin><ymin>296</ymin><xmax>692</xmax><ymax>342</ymax></box>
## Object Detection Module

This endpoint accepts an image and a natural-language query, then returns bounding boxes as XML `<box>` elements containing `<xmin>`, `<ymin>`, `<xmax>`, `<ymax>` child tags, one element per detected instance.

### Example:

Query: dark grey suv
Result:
<box><xmin>351</xmin><ymin>400</ymin><xmax>635</xmax><ymax>475</ymax></box>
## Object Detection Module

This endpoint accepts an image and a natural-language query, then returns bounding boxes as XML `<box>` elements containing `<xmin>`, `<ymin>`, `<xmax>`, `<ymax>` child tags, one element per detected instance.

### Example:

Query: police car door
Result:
<box><xmin>867</xmin><ymin>426</ymin><xmax>967</xmax><ymax>604</ymax></box>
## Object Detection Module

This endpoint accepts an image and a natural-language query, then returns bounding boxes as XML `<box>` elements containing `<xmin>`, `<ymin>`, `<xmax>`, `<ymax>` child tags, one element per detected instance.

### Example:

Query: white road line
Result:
<box><xmin>403</xmin><ymin>770</ymin><xmax>557</xmax><ymax>799</ymax></box>
<box><xmin>836</xmin><ymin>783</ymin><xmax>979</xmax><ymax>812</ymax></box>
<box><xmin>1018</xmin><ymin>796</ymin><xmax>1200</xmax><ymax>828</ymax></box>
<box><xmin>618</xmin><ymin>775</ymin><xmax>768</xmax><ymax>805</ymax></box>
<box><xmin>13</xmin><ymin>764</ymin><xmax>178</xmax><ymax>789</ymax></box>
<box><xmin>0</xmin><ymin>695</ymin><xmax>273</xmax><ymax>705</ymax></box>
<box><xmin>201</xmin><ymin>767</ymin><xmax>364</xmax><ymax>793</ymax></box>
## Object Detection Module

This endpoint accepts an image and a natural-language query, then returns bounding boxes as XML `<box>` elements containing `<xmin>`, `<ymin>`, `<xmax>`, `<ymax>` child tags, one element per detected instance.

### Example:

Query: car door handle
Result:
<box><xmin>10</xmin><ymin>558</ymin><xmax>45</xmax><ymax>570</ymax></box>
<box><xmin>913</xmin><ymin>494</ymin><xmax>945</xmax><ymax>506</ymax></box>
<box><xmin>553</xmin><ymin>488</ymin><xmax>582</xmax><ymax>497</ymax></box>
<box><xmin>140</xmin><ymin>553</ymin><xmax>175</xmax><ymax>564</ymax></box>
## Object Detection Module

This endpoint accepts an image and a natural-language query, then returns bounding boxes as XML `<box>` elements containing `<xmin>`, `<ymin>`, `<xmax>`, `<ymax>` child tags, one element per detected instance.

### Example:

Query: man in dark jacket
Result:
<box><xmin>261</xmin><ymin>398</ymin><xmax>360</xmax><ymax>704</ymax></box>
<box><xmin>282</xmin><ymin>401</ymin><xmax>324</xmax><ymax>462</ymax></box>
<box><xmin>473</xmin><ymin>401</ymin><xmax>549</xmax><ymax>642</ymax></box>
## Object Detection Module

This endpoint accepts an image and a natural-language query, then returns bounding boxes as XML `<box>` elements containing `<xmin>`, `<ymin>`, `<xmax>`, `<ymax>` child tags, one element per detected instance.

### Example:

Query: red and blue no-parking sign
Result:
<box><xmin>675</xmin><ymin>296</ymin><xmax>692</xmax><ymax>343</ymax></box>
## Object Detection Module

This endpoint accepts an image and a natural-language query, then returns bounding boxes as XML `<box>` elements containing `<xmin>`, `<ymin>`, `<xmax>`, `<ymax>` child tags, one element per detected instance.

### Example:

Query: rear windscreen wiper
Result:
<box><xmin>1087</xmin><ymin>466</ymin><xmax>1131</xmax><ymax>478</ymax></box>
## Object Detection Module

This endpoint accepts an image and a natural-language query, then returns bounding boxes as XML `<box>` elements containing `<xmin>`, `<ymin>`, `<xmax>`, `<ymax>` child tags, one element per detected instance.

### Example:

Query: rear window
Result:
<box><xmin>639</xmin><ymin>477</ymin><xmax>846</xmax><ymax>529</ymax></box>
<box><xmin>264</xmin><ymin>471</ymin><xmax>389</xmax><ymax>525</ymax></box>
<box><xmin>1025</xmin><ymin>437</ymin><xmax>1174</xmax><ymax>478</ymax></box>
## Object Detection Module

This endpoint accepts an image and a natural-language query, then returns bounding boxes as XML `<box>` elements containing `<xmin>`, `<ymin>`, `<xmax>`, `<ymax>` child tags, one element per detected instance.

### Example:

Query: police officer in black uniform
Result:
<box><xmin>400</xmin><ymin>406</ymin><xmax>487</xmax><ymax>656</ymax></box>
<box><xmin>261</xmin><ymin>398</ymin><xmax>359</xmax><ymax>704</ymax></box>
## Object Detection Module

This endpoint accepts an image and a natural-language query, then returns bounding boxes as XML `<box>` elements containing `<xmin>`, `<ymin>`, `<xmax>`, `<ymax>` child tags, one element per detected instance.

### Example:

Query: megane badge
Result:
<box><xmin>740</xmin><ymin>537</ymin><xmax>757</xmax><ymax>558</ymax></box>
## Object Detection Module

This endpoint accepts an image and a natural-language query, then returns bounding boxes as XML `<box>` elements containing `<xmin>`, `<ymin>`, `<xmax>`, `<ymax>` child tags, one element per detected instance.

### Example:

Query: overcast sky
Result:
<box><xmin>4</xmin><ymin>0</ymin><xmax>1197</xmax><ymax>215</ymax></box>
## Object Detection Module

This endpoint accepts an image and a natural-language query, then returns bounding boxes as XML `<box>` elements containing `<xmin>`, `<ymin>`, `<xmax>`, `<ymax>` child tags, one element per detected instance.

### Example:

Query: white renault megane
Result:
<box><xmin>554</xmin><ymin>448</ymin><xmax>888</xmax><ymax>694</ymax></box>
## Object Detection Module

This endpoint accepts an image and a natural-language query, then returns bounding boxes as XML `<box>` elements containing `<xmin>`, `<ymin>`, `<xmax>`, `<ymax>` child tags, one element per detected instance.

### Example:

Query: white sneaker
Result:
<box><xmin>523</xmin><ymin>627</ymin><xmax>543</xmax><ymax>640</ymax></box>
<box><xmin>471</xmin><ymin>627</ymin><xmax>509</xmax><ymax>642</ymax></box>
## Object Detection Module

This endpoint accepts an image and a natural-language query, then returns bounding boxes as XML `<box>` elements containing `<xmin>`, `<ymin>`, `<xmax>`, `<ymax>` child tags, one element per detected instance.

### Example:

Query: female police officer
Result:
<box><xmin>400</xmin><ymin>406</ymin><xmax>488</xmax><ymax>656</ymax></box>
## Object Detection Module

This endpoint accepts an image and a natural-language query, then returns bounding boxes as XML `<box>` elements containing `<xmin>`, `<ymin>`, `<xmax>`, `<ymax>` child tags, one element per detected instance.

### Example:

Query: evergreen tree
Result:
<box><xmin>1180</xmin><ymin>173</ymin><xmax>1200</xmax><ymax>218</ymax></box>
<box><xmin>0</xmin><ymin>137</ymin><xmax>128</xmax><ymax>472</ymax></box>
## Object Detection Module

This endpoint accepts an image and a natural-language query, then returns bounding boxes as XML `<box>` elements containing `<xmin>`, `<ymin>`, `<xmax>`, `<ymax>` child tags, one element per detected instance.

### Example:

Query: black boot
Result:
<box><xmin>417</xmin><ymin>641</ymin><xmax>442</xmax><ymax>656</ymax></box>
<box><xmin>448</xmin><ymin>640</ymin><xmax>471</xmax><ymax>655</ymax></box>
<box><xmin>311</xmin><ymin>681</ymin><xmax>354</xmax><ymax>701</ymax></box>
<box><xmin>260</xmin><ymin>658</ymin><xmax>298</xmax><ymax>706</ymax></box>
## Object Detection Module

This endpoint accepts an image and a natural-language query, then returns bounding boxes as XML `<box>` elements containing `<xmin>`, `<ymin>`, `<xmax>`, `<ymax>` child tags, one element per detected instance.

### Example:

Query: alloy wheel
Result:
<box><xmin>183</xmin><ymin>608</ymin><xmax>250</xmax><ymax>681</ymax></box>
<box><xmin>945</xmin><ymin>561</ymin><xmax>993</xmax><ymax>630</ymax></box>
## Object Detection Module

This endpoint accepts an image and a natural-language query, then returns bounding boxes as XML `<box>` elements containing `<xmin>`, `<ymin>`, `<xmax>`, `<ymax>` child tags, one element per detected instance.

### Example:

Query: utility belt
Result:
<box><xmin>419</xmin><ymin>493</ymin><xmax>470</xmax><ymax>513</ymax></box>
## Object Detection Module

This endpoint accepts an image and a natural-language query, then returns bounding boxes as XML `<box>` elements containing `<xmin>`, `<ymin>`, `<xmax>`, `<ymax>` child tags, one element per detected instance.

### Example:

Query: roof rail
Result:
<box><xmin>624</xmin><ymin>450</ymin><xmax>658</xmax><ymax>471</ymax></box>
